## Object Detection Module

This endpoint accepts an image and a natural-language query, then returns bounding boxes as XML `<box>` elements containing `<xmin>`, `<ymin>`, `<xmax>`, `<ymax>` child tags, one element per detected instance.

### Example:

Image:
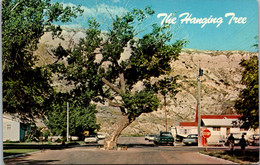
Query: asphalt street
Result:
<box><xmin>4</xmin><ymin>137</ymin><xmax>258</xmax><ymax>164</ymax></box>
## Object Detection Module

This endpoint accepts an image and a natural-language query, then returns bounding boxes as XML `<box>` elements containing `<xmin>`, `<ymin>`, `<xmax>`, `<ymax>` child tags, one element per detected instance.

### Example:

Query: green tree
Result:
<box><xmin>235</xmin><ymin>55</ymin><xmax>259</xmax><ymax>129</ymax></box>
<box><xmin>44</xmin><ymin>93</ymin><xmax>100</xmax><ymax>139</ymax></box>
<box><xmin>53</xmin><ymin>7</ymin><xmax>187</xmax><ymax>149</ymax></box>
<box><xmin>2</xmin><ymin>0</ymin><xmax>83</xmax><ymax>121</ymax></box>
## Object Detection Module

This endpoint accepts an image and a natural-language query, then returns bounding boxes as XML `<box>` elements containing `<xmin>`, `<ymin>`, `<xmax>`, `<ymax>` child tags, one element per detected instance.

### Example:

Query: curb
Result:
<box><xmin>4</xmin><ymin>150</ymin><xmax>43</xmax><ymax>160</ymax></box>
<box><xmin>199</xmin><ymin>152</ymin><xmax>238</xmax><ymax>164</ymax></box>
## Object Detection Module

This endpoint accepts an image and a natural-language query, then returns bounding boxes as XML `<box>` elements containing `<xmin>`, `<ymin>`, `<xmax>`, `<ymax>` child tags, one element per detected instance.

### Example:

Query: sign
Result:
<box><xmin>202</xmin><ymin>129</ymin><xmax>211</xmax><ymax>138</ymax></box>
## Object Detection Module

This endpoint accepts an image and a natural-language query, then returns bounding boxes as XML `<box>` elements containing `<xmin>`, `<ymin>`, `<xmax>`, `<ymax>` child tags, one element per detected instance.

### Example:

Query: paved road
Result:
<box><xmin>5</xmin><ymin>147</ymin><xmax>236</xmax><ymax>164</ymax></box>
<box><xmin>4</xmin><ymin>137</ymin><xmax>256</xmax><ymax>164</ymax></box>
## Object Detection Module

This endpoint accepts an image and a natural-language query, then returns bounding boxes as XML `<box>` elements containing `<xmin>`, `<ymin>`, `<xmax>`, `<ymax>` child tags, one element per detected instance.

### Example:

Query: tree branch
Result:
<box><xmin>119</xmin><ymin>73</ymin><xmax>126</xmax><ymax>93</ymax></box>
<box><xmin>102</xmin><ymin>77</ymin><xmax>121</xmax><ymax>94</ymax></box>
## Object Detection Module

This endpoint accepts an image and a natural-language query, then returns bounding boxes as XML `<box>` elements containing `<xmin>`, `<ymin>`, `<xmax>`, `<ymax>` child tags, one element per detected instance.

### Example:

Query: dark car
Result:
<box><xmin>183</xmin><ymin>134</ymin><xmax>198</xmax><ymax>145</ymax></box>
<box><xmin>154</xmin><ymin>132</ymin><xmax>174</xmax><ymax>146</ymax></box>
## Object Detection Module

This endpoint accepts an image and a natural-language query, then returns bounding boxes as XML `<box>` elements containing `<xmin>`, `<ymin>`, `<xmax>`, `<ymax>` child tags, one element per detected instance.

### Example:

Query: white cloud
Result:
<box><xmin>61</xmin><ymin>2</ymin><xmax>128</xmax><ymax>18</ymax></box>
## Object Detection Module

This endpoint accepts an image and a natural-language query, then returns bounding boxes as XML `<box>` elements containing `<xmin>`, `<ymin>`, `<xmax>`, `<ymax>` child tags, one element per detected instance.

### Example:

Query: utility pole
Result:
<box><xmin>164</xmin><ymin>96</ymin><xmax>167</xmax><ymax>132</ymax></box>
<box><xmin>197</xmin><ymin>60</ymin><xmax>203</xmax><ymax>147</ymax></box>
<box><xmin>67</xmin><ymin>102</ymin><xmax>70</xmax><ymax>142</ymax></box>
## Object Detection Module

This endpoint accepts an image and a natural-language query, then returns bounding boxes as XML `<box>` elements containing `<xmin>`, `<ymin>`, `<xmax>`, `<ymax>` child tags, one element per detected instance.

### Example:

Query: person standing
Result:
<box><xmin>227</xmin><ymin>133</ymin><xmax>235</xmax><ymax>151</ymax></box>
<box><xmin>239</xmin><ymin>135</ymin><xmax>247</xmax><ymax>155</ymax></box>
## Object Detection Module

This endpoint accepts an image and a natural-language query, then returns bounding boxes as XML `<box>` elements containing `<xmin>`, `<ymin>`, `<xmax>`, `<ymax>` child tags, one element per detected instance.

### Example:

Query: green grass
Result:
<box><xmin>200</xmin><ymin>150</ymin><xmax>259</xmax><ymax>164</ymax></box>
<box><xmin>4</xmin><ymin>149</ymin><xmax>40</xmax><ymax>157</ymax></box>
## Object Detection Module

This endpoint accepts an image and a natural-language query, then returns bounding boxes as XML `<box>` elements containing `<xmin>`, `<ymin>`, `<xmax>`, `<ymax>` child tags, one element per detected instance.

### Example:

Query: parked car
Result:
<box><xmin>247</xmin><ymin>134</ymin><xmax>259</xmax><ymax>146</ymax></box>
<box><xmin>97</xmin><ymin>133</ymin><xmax>107</xmax><ymax>139</ymax></box>
<box><xmin>69</xmin><ymin>136</ymin><xmax>79</xmax><ymax>141</ymax></box>
<box><xmin>183</xmin><ymin>134</ymin><xmax>198</xmax><ymax>145</ymax></box>
<box><xmin>154</xmin><ymin>132</ymin><xmax>174</xmax><ymax>146</ymax></box>
<box><xmin>84</xmin><ymin>135</ymin><xmax>98</xmax><ymax>143</ymax></box>
<box><xmin>145</xmin><ymin>134</ymin><xmax>156</xmax><ymax>141</ymax></box>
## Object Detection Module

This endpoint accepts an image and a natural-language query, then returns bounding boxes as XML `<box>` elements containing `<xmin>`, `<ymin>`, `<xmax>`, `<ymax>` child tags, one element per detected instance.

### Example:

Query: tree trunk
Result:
<box><xmin>104</xmin><ymin>115</ymin><xmax>131</xmax><ymax>150</ymax></box>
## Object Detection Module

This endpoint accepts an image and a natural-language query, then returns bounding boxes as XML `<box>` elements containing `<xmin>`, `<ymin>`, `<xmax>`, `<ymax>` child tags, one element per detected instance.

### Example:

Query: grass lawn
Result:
<box><xmin>200</xmin><ymin>150</ymin><xmax>259</xmax><ymax>164</ymax></box>
<box><xmin>4</xmin><ymin>149</ymin><xmax>40</xmax><ymax>157</ymax></box>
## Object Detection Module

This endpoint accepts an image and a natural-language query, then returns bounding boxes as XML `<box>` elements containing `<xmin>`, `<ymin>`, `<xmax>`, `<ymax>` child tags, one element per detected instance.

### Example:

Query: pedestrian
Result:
<box><xmin>227</xmin><ymin>133</ymin><xmax>235</xmax><ymax>151</ymax></box>
<box><xmin>239</xmin><ymin>135</ymin><xmax>247</xmax><ymax>155</ymax></box>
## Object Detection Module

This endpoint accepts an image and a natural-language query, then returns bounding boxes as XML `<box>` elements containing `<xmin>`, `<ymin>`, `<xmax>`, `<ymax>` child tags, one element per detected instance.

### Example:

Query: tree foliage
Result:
<box><xmin>2</xmin><ymin>0</ymin><xmax>82</xmax><ymax>121</ymax></box>
<box><xmin>53</xmin><ymin>7</ymin><xmax>186</xmax><ymax>149</ymax></box>
<box><xmin>235</xmin><ymin>55</ymin><xmax>259</xmax><ymax>129</ymax></box>
<box><xmin>44</xmin><ymin>93</ymin><xmax>100</xmax><ymax>138</ymax></box>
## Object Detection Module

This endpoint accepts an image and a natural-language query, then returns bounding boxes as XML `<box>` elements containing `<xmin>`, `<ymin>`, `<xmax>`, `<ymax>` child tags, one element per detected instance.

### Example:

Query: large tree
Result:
<box><xmin>2</xmin><ymin>0</ymin><xmax>82</xmax><ymax>121</ymax></box>
<box><xmin>235</xmin><ymin>55</ymin><xmax>259</xmax><ymax>129</ymax></box>
<box><xmin>54</xmin><ymin>7</ymin><xmax>186</xmax><ymax>149</ymax></box>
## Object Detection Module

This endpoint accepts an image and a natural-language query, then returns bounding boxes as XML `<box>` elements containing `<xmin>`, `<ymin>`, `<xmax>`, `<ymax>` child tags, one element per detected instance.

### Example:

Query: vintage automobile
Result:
<box><xmin>145</xmin><ymin>134</ymin><xmax>157</xmax><ymax>141</ymax></box>
<box><xmin>247</xmin><ymin>134</ymin><xmax>259</xmax><ymax>146</ymax></box>
<box><xmin>154</xmin><ymin>132</ymin><xmax>174</xmax><ymax>146</ymax></box>
<box><xmin>97</xmin><ymin>132</ymin><xmax>107</xmax><ymax>139</ymax></box>
<box><xmin>84</xmin><ymin>134</ymin><xmax>98</xmax><ymax>143</ymax></box>
<box><xmin>183</xmin><ymin>134</ymin><xmax>198</xmax><ymax>145</ymax></box>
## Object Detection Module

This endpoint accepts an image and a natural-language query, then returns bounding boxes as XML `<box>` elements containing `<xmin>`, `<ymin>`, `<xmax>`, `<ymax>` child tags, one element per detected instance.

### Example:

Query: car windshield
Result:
<box><xmin>161</xmin><ymin>133</ymin><xmax>172</xmax><ymax>136</ymax></box>
<box><xmin>187</xmin><ymin>134</ymin><xmax>197</xmax><ymax>138</ymax></box>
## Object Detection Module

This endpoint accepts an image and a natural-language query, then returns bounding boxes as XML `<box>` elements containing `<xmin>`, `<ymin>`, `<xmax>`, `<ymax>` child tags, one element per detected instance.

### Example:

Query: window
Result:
<box><xmin>7</xmin><ymin>124</ymin><xmax>11</xmax><ymax>130</ymax></box>
<box><xmin>240</xmin><ymin>128</ymin><xmax>248</xmax><ymax>131</ymax></box>
<box><xmin>213</xmin><ymin>127</ymin><xmax>220</xmax><ymax>131</ymax></box>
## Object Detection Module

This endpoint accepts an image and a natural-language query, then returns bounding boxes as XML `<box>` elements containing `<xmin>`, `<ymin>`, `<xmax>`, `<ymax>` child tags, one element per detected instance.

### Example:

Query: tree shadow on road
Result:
<box><xmin>80</xmin><ymin>143</ymin><xmax>157</xmax><ymax>149</ymax></box>
<box><xmin>4</xmin><ymin>155</ymin><xmax>59</xmax><ymax>165</ymax></box>
<box><xmin>4</xmin><ymin>143</ymin><xmax>82</xmax><ymax>151</ymax></box>
<box><xmin>122</xmin><ymin>143</ymin><xmax>156</xmax><ymax>148</ymax></box>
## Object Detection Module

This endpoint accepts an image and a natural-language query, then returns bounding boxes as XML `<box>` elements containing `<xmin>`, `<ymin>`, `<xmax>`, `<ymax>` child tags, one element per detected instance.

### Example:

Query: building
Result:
<box><xmin>3</xmin><ymin>114</ymin><xmax>27</xmax><ymax>141</ymax></box>
<box><xmin>3</xmin><ymin>114</ymin><xmax>47</xmax><ymax>142</ymax></box>
<box><xmin>171</xmin><ymin>106</ymin><xmax>258</xmax><ymax>145</ymax></box>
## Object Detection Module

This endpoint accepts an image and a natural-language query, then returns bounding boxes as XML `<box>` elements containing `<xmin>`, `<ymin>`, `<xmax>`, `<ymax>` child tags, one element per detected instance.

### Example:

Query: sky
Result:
<box><xmin>52</xmin><ymin>0</ymin><xmax>259</xmax><ymax>52</ymax></box>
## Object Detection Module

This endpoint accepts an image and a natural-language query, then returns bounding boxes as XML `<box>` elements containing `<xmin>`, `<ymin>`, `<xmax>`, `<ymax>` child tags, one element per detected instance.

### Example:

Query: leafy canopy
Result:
<box><xmin>235</xmin><ymin>55</ymin><xmax>259</xmax><ymax>129</ymax></box>
<box><xmin>44</xmin><ymin>93</ymin><xmax>100</xmax><ymax>137</ymax></box>
<box><xmin>2</xmin><ymin>0</ymin><xmax>82</xmax><ymax>121</ymax></box>
<box><xmin>53</xmin><ymin>7</ymin><xmax>187</xmax><ymax>122</ymax></box>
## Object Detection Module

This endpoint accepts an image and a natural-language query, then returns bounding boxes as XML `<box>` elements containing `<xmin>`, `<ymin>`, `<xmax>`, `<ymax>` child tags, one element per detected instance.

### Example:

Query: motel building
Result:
<box><xmin>171</xmin><ymin>114</ymin><xmax>259</xmax><ymax>146</ymax></box>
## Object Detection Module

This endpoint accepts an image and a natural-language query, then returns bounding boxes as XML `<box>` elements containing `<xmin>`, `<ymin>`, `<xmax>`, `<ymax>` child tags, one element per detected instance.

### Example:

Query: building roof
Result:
<box><xmin>201</xmin><ymin>115</ymin><xmax>242</xmax><ymax>119</ymax></box>
<box><xmin>179</xmin><ymin>122</ymin><xmax>198</xmax><ymax>126</ymax></box>
<box><xmin>3</xmin><ymin>113</ymin><xmax>46</xmax><ymax>128</ymax></box>
<box><xmin>179</xmin><ymin>115</ymin><xmax>242</xmax><ymax>127</ymax></box>
<box><xmin>202</xmin><ymin>118</ymin><xmax>239</xmax><ymax>127</ymax></box>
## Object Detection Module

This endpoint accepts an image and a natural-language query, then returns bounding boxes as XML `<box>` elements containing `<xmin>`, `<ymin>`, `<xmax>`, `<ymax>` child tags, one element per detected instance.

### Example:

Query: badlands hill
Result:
<box><xmin>35</xmin><ymin>30</ymin><xmax>257</xmax><ymax>135</ymax></box>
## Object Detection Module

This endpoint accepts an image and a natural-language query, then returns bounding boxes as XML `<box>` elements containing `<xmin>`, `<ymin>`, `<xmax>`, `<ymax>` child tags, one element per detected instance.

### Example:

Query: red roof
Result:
<box><xmin>180</xmin><ymin>122</ymin><xmax>198</xmax><ymax>126</ymax></box>
<box><xmin>179</xmin><ymin>115</ymin><xmax>241</xmax><ymax>126</ymax></box>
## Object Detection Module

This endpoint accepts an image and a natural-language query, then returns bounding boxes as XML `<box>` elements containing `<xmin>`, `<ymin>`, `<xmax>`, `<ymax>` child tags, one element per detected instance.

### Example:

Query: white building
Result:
<box><xmin>171</xmin><ymin>115</ymin><xmax>259</xmax><ymax>145</ymax></box>
<box><xmin>3</xmin><ymin>114</ymin><xmax>25</xmax><ymax>141</ymax></box>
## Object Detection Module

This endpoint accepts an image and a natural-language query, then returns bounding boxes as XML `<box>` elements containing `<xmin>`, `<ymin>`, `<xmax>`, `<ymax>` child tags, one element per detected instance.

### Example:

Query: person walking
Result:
<box><xmin>227</xmin><ymin>133</ymin><xmax>235</xmax><ymax>151</ymax></box>
<box><xmin>239</xmin><ymin>135</ymin><xmax>247</xmax><ymax>155</ymax></box>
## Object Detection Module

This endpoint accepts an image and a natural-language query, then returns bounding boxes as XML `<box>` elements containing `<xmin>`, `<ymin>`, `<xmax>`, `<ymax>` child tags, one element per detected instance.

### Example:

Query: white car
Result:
<box><xmin>97</xmin><ymin>133</ymin><xmax>107</xmax><ymax>139</ymax></box>
<box><xmin>145</xmin><ymin>134</ymin><xmax>156</xmax><ymax>141</ymax></box>
<box><xmin>84</xmin><ymin>135</ymin><xmax>98</xmax><ymax>143</ymax></box>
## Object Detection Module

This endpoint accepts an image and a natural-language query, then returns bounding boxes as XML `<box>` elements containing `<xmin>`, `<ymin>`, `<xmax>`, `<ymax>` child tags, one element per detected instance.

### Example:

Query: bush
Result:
<box><xmin>55</xmin><ymin>138</ymin><xmax>62</xmax><ymax>143</ymax></box>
